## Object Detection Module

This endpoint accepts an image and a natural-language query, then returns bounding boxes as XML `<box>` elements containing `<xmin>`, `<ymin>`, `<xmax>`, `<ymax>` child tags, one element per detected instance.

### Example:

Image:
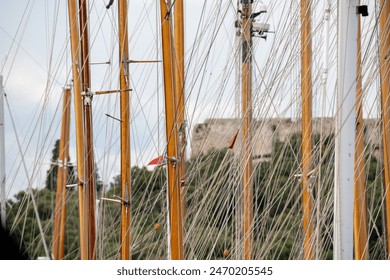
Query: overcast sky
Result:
<box><xmin>0</xmin><ymin>0</ymin><xmax>244</xmax><ymax>199</ymax></box>
<box><xmin>0</xmin><ymin>0</ymin><xmax>379</xmax><ymax>201</ymax></box>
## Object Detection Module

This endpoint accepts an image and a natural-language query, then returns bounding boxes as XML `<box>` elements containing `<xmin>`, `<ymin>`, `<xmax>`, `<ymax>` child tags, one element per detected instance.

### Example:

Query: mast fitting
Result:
<box><xmin>166</xmin><ymin>156</ymin><xmax>179</xmax><ymax>165</ymax></box>
<box><xmin>81</xmin><ymin>89</ymin><xmax>93</xmax><ymax>105</ymax></box>
<box><xmin>100</xmin><ymin>196</ymin><xmax>131</xmax><ymax>206</ymax></box>
<box><xmin>356</xmin><ymin>5</ymin><xmax>368</xmax><ymax>17</ymax></box>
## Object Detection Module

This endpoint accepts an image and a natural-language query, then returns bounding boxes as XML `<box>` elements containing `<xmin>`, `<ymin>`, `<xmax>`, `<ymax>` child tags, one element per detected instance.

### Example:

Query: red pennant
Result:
<box><xmin>148</xmin><ymin>155</ymin><xmax>165</xmax><ymax>166</ymax></box>
<box><xmin>227</xmin><ymin>130</ymin><xmax>239</xmax><ymax>149</ymax></box>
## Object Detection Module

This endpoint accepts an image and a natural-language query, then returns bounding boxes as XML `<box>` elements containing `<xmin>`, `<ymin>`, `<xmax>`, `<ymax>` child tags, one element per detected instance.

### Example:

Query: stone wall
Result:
<box><xmin>190</xmin><ymin>118</ymin><xmax>381</xmax><ymax>161</ymax></box>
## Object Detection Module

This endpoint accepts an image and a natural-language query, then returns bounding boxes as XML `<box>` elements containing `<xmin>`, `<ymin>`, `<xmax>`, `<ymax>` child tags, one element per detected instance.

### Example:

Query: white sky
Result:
<box><xmin>0</xmin><ymin>0</ymin><xmax>243</xmax><ymax>198</ymax></box>
<box><xmin>0</xmin><ymin>0</ymin><xmax>380</xmax><ymax>200</ymax></box>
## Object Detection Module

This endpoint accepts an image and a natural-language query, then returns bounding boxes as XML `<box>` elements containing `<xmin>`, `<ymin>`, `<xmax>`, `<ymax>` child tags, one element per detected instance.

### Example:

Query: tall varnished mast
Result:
<box><xmin>118</xmin><ymin>0</ymin><xmax>131</xmax><ymax>260</ymax></box>
<box><xmin>300</xmin><ymin>0</ymin><xmax>314</xmax><ymax>260</ymax></box>
<box><xmin>79</xmin><ymin>0</ymin><xmax>96</xmax><ymax>260</ymax></box>
<box><xmin>52</xmin><ymin>88</ymin><xmax>71</xmax><ymax>260</ymax></box>
<box><xmin>67</xmin><ymin>0</ymin><xmax>96</xmax><ymax>259</ymax></box>
<box><xmin>159</xmin><ymin>0</ymin><xmax>183</xmax><ymax>260</ymax></box>
<box><xmin>241</xmin><ymin>0</ymin><xmax>253</xmax><ymax>260</ymax></box>
<box><xmin>67</xmin><ymin>0</ymin><xmax>87</xmax><ymax>259</ymax></box>
<box><xmin>379</xmin><ymin>0</ymin><xmax>390</xmax><ymax>258</ymax></box>
<box><xmin>353</xmin><ymin>13</ymin><xmax>368</xmax><ymax>260</ymax></box>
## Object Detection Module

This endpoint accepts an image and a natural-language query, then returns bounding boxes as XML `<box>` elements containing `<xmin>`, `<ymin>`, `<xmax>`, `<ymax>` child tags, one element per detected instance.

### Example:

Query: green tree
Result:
<box><xmin>5</xmin><ymin>134</ymin><xmax>385</xmax><ymax>260</ymax></box>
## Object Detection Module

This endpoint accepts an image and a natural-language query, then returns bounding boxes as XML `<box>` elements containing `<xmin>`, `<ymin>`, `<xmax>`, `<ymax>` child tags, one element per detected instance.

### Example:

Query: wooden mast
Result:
<box><xmin>67</xmin><ymin>0</ymin><xmax>96</xmax><ymax>260</ymax></box>
<box><xmin>67</xmin><ymin>0</ymin><xmax>88</xmax><ymax>260</ymax></box>
<box><xmin>78</xmin><ymin>0</ymin><xmax>96</xmax><ymax>260</ymax></box>
<box><xmin>52</xmin><ymin>88</ymin><xmax>71</xmax><ymax>260</ymax></box>
<box><xmin>173</xmin><ymin>0</ymin><xmax>186</xmax><ymax>251</ymax></box>
<box><xmin>118</xmin><ymin>0</ymin><xmax>131</xmax><ymax>260</ymax></box>
<box><xmin>159</xmin><ymin>0</ymin><xmax>183</xmax><ymax>260</ymax></box>
<box><xmin>379</xmin><ymin>0</ymin><xmax>390</xmax><ymax>259</ymax></box>
<box><xmin>353</xmin><ymin>14</ymin><xmax>369</xmax><ymax>260</ymax></box>
<box><xmin>241</xmin><ymin>0</ymin><xmax>253</xmax><ymax>260</ymax></box>
<box><xmin>300</xmin><ymin>0</ymin><xmax>314</xmax><ymax>260</ymax></box>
